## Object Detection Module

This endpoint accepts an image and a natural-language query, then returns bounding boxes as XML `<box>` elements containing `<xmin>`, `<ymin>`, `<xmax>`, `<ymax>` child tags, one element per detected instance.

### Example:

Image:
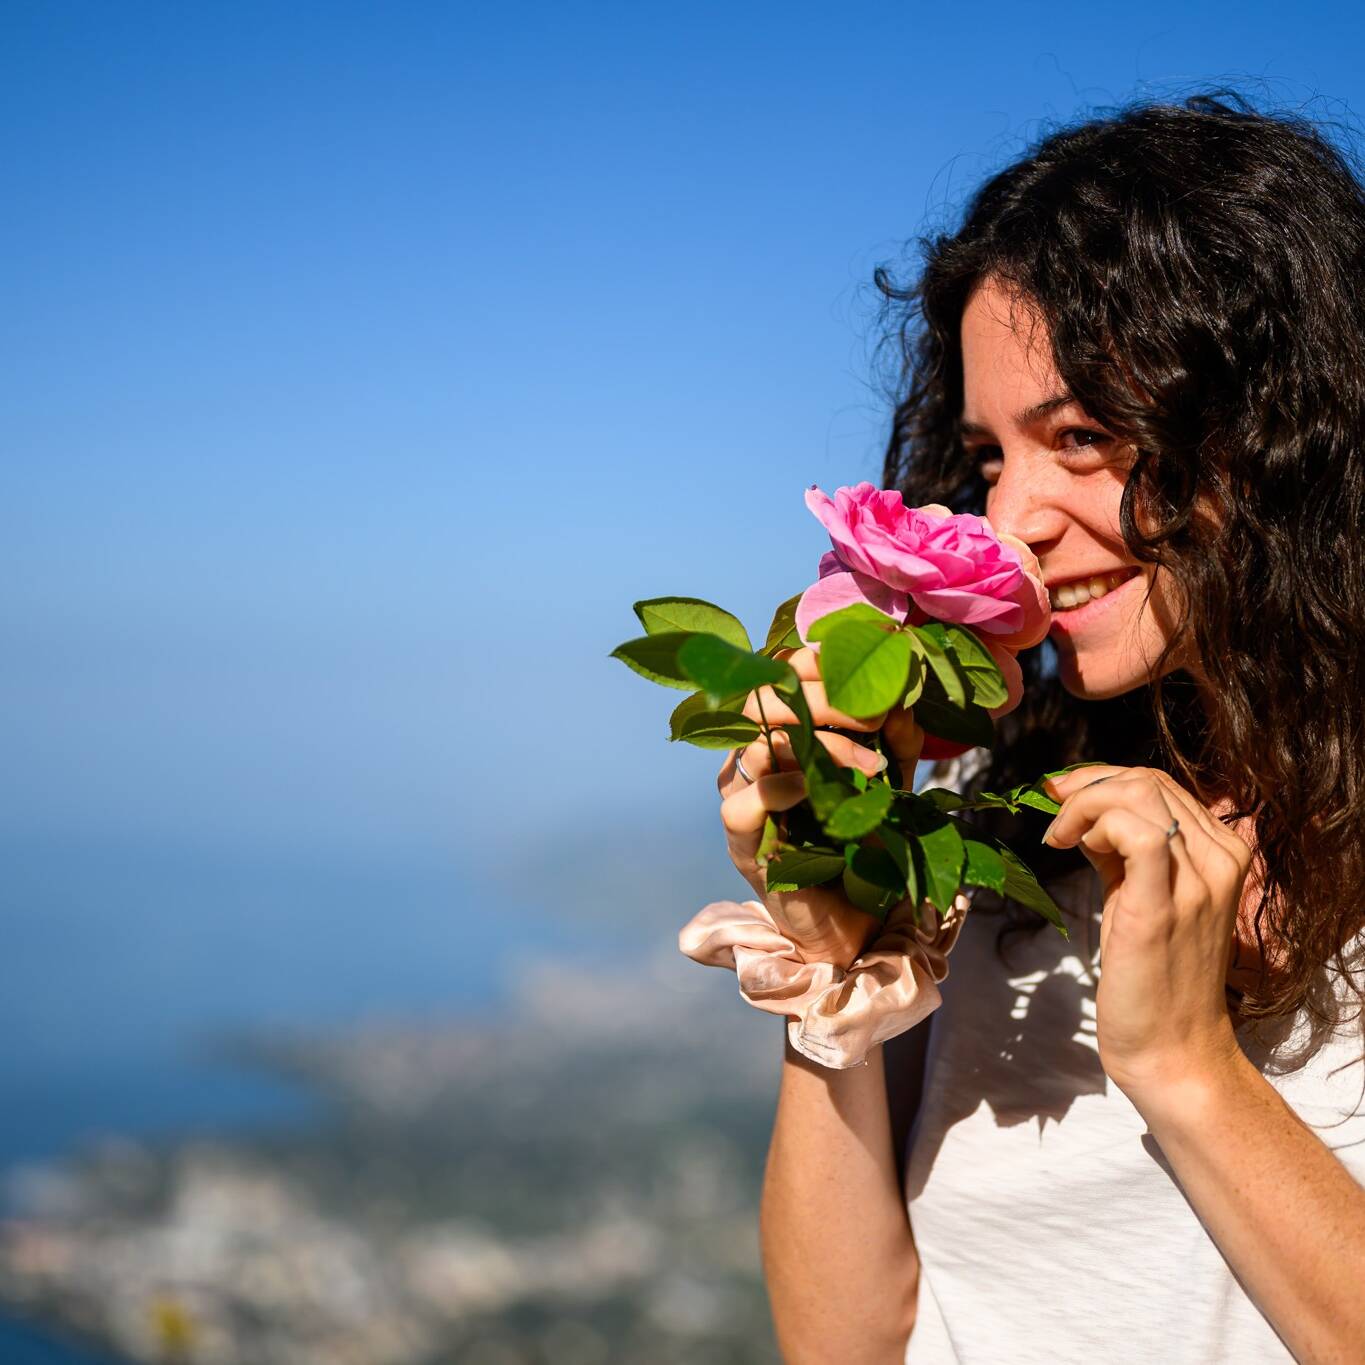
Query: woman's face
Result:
<box><xmin>959</xmin><ymin>276</ymin><xmax>1177</xmax><ymax>699</ymax></box>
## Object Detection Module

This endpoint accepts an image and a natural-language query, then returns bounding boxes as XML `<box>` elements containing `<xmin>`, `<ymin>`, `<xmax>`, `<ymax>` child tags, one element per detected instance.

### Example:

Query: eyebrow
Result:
<box><xmin>958</xmin><ymin>392</ymin><xmax>1076</xmax><ymax>437</ymax></box>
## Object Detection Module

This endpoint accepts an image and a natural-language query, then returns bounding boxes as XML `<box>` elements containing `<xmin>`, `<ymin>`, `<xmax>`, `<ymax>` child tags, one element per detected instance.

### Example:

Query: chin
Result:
<box><xmin>1055</xmin><ymin>653</ymin><xmax>1153</xmax><ymax>701</ymax></box>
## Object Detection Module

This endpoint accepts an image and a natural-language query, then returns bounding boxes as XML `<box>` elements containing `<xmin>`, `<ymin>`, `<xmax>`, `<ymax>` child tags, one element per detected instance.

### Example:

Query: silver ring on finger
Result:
<box><xmin>1164</xmin><ymin>817</ymin><xmax>1180</xmax><ymax>841</ymax></box>
<box><xmin>734</xmin><ymin>750</ymin><xmax>755</xmax><ymax>784</ymax></box>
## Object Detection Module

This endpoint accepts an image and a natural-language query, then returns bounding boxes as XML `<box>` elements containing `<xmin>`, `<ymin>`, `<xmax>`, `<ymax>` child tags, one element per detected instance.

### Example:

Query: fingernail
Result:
<box><xmin>872</xmin><ymin>752</ymin><xmax>889</xmax><ymax>773</ymax></box>
<box><xmin>1041</xmin><ymin>817</ymin><xmax>1058</xmax><ymax>845</ymax></box>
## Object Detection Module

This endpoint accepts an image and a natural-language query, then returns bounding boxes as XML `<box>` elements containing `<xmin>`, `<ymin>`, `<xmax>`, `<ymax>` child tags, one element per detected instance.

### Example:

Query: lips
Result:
<box><xmin>1042</xmin><ymin>565</ymin><xmax>1141</xmax><ymax>633</ymax></box>
<box><xmin>1046</xmin><ymin>566</ymin><xmax>1140</xmax><ymax>613</ymax></box>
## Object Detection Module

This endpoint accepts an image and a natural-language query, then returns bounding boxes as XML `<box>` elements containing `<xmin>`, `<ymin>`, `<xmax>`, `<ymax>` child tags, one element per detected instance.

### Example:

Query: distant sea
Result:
<box><xmin>0</xmin><ymin>1318</ymin><xmax>120</xmax><ymax>1364</ymax></box>
<box><xmin>0</xmin><ymin>830</ymin><xmax>598</xmax><ymax>1363</ymax></box>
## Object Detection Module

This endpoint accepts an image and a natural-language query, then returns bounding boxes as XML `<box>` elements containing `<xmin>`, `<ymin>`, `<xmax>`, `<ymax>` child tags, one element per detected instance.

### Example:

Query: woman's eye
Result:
<box><xmin>1058</xmin><ymin>427</ymin><xmax>1112</xmax><ymax>452</ymax></box>
<box><xmin>972</xmin><ymin>447</ymin><xmax>1004</xmax><ymax>483</ymax></box>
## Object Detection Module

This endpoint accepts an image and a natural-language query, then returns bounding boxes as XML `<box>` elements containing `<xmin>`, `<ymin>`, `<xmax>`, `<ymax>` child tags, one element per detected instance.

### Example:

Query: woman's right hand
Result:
<box><xmin>717</xmin><ymin>646</ymin><xmax>925</xmax><ymax>971</ymax></box>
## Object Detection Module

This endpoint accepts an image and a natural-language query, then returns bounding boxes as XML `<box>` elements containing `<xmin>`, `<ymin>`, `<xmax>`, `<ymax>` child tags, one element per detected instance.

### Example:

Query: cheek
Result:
<box><xmin>1064</xmin><ymin>477</ymin><xmax>1126</xmax><ymax>537</ymax></box>
<box><xmin>1053</xmin><ymin>573</ymin><xmax>1177</xmax><ymax>699</ymax></box>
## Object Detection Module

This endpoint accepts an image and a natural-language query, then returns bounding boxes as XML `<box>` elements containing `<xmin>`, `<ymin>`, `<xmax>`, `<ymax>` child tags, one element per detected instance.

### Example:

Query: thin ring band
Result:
<box><xmin>1164</xmin><ymin>817</ymin><xmax>1181</xmax><ymax>840</ymax></box>
<box><xmin>735</xmin><ymin>750</ymin><xmax>755</xmax><ymax>784</ymax></box>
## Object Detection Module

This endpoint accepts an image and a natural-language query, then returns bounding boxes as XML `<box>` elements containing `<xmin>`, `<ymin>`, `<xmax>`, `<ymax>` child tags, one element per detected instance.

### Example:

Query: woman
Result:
<box><xmin>716</xmin><ymin>93</ymin><xmax>1365</xmax><ymax>1362</ymax></box>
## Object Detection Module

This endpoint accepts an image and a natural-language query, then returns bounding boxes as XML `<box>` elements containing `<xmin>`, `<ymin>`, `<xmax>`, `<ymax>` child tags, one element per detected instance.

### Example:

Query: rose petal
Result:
<box><xmin>988</xmin><ymin>529</ymin><xmax>1052</xmax><ymax>649</ymax></box>
<box><xmin>804</xmin><ymin>484</ymin><xmax>1042</xmax><ymax>641</ymax></box>
<box><xmin>918</xmin><ymin>733</ymin><xmax>974</xmax><ymax>761</ymax></box>
<box><xmin>795</xmin><ymin>571</ymin><xmax>910</xmax><ymax>645</ymax></box>
<box><xmin>805</xmin><ymin>485</ymin><xmax>881</xmax><ymax>579</ymax></box>
<box><xmin>984</xmin><ymin>640</ymin><xmax>1024</xmax><ymax>718</ymax></box>
<box><xmin>908</xmin><ymin>586</ymin><xmax>1025</xmax><ymax>634</ymax></box>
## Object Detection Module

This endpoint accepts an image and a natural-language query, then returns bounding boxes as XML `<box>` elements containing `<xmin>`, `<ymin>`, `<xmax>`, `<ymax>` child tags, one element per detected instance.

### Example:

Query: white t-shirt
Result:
<box><xmin>902</xmin><ymin>869</ymin><xmax>1365</xmax><ymax>1363</ymax></box>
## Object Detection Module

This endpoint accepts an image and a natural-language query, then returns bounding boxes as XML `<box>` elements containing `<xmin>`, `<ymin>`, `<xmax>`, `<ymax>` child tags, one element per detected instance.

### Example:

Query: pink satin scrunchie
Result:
<box><xmin>677</xmin><ymin>892</ymin><xmax>971</xmax><ymax>1070</ymax></box>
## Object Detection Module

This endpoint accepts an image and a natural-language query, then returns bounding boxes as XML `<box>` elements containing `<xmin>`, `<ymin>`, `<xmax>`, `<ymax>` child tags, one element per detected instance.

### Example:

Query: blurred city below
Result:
<box><xmin>0</xmin><ymin>824</ymin><xmax>782</xmax><ymax>1364</ymax></box>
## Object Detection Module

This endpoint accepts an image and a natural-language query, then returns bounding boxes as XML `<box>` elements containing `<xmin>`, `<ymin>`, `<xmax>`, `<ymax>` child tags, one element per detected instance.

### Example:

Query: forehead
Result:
<box><xmin>960</xmin><ymin>278</ymin><xmax>1059</xmax><ymax>403</ymax></box>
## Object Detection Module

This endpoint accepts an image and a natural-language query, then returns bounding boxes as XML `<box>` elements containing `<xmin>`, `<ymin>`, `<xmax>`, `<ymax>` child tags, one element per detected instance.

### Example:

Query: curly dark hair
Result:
<box><xmin>878</xmin><ymin>89</ymin><xmax>1365</xmax><ymax>1025</ymax></box>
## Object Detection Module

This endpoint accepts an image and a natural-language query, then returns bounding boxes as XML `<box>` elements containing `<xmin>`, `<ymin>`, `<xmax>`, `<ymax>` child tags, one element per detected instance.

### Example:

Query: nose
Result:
<box><xmin>984</xmin><ymin>448</ymin><xmax>1068</xmax><ymax>560</ymax></box>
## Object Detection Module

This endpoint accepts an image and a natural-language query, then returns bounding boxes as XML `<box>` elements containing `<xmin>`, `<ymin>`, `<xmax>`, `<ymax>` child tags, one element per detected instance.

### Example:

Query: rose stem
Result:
<box><xmin>753</xmin><ymin>688</ymin><xmax>781</xmax><ymax>772</ymax></box>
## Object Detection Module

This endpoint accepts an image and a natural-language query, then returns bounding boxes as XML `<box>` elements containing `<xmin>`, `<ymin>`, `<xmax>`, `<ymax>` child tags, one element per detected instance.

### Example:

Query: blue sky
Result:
<box><xmin>5</xmin><ymin>0</ymin><xmax>1363</xmax><ymax>879</ymax></box>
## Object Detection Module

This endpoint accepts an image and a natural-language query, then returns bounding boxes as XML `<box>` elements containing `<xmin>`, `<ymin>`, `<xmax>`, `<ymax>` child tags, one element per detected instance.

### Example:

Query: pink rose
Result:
<box><xmin>794</xmin><ymin>484</ymin><xmax>1051</xmax><ymax>756</ymax></box>
<box><xmin>796</xmin><ymin>483</ymin><xmax>1049</xmax><ymax>650</ymax></box>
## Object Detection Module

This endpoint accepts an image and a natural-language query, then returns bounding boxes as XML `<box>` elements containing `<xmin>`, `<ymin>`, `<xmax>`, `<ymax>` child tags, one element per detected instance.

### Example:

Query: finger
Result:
<box><xmin>742</xmin><ymin>678</ymin><xmax>885</xmax><ymax>732</ymax></box>
<box><xmin>1141</xmin><ymin>768</ymin><xmax>1250</xmax><ymax>862</ymax></box>
<box><xmin>721</xmin><ymin>769</ymin><xmax>808</xmax><ymax>834</ymax></box>
<box><xmin>1137</xmin><ymin>772</ymin><xmax>1253</xmax><ymax>900</ymax></box>
<box><xmin>1042</xmin><ymin>763</ymin><xmax>1127</xmax><ymax>799</ymax></box>
<box><xmin>1044</xmin><ymin>765</ymin><xmax>1217</xmax><ymax>853</ymax></box>
<box><xmin>1076</xmin><ymin>807</ymin><xmax>1179</xmax><ymax>911</ymax></box>
<box><xmin>1044</xmin><ymin>773</ymin><xmax>1177</xmax><ymax>851</ymax></box>
<box><xmin>720</xmin><ymin>770</ymin><xmax>808</xmax><ymax>868</ymax></box>
<box><xmin>881</xmin><ymin>706</ymin><xmax>925</xmax><ymax>767</ymax></box>
<box><xmin>1047</xmin><ymin>767</ymin><xmax>1226</xmax><ymax>869</ymax></box>
<box><xmin>726</xmin><ymin>728</ymin><xmax>889</xmax><ymax>791</ymax></box>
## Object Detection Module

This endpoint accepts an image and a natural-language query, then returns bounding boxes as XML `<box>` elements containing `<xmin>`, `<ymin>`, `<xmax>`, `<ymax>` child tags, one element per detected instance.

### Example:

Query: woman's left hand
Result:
<box><xmin>1041</xmin><ymin>765</ymin><xmax>1254</xmax><ymax>1108</ymax></box>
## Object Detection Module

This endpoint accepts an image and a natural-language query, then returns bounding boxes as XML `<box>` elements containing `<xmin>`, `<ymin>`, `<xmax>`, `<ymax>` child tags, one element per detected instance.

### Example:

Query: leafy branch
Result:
<box><xmin>611</xmin><ymin>594</ymin><xmax>1072</xmax><ymax>937</ymax></box>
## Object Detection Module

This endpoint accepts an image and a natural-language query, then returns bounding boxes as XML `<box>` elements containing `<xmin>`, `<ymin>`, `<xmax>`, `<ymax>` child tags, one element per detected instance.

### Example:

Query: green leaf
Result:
<box><xmin>845</xmin><ymin>841</ymin><xmax>909</xmax><ymax>896</ymax></box>
<box><xmin>918</xmin><ymin>787</ymin><xmax>970</xmax><ymax>813</ymax></box>
<box><xmin>633</xmin><ymin>597</ymin><xmax>751</xmax><ymax>650</ymax></box>
<box><xmin>675</xmin><ymin>711</ymin><xmax>762</xmax><ymax>749</ymax></box>
<box><xmin>756</xmin><ymin>816</ymin><xmax>783</xmax><ymax>869</ymax></box>
<box><xmin>901</xmin><ymin>651</ymin><xmax>926</xmax><ymax>709</ymax></box>
<box><xmin>933</xmin><ymin>623</ymin><xmax>1008</xmax><ymax>710</ymax></box>
<box><xmin>950</xmin><ymin>789</ymin><xmax>1019</xmax><ymax>813</ymax></box>
<box><xmin>1043</xmin><ymin>761</ymin><xmax>1110</xmax><ymax>780</ymax></box>
<box><xmin>762</xmin><ymin>592</ymin><xmax>804</xmax><ymax>652</ymax></box>
<box><xmin>913</xmin><ymin>691</ymin><xmax>995</xmax><ymax>748</ymax></box>
<box><xmin>910</xmin><ymin>624</ymin><xmax>968</xmax><ymax>706</ymax></box>
<box><xmin>677</xmin><ymin>634</ymin><xmax>796</xmax><ymax>707</ymax></box>
<box><xmin>611</xmin><ymin>632</ymin><xmax>696</xmax><ymax>690</ymax></box>
<box><xmin>668</xmin><ymin>691</ymin><xmax>709</xmax><ymax>738</ymax></box>
<box><xmin>997</xmin><ymin>844</ymin><xmax>1069</xmax><ymax>937</ymax></box>
<box><xmin>961</xmin><ymin>838</ymin><xmax>1007</xmax><ymax>892</ymax></box>
<box><xmin>963</xmin><ymin>775</ymin><xmax>1079</xmax><ymax>817</ymax></box>
<box><xmin>876</xmin><ymin>823</ymin><xmax>918</xmax><ymax>908</ymax></box>
<box><xmin>823</xmin><ymin>784</ymin><xmax>894</xmax><ymax>841</ymax></box>
<box><xmin>1005</xmin><ymin>763</ymin><xmax>1110</xmax><ymax>816</ymax></box>
<box><xmin>806</xmin><ymin>602</ymin><xmax>900</xmax><ymax>642</ymax></box>
<box><xmin>951</xmin><ymin>782</ymin><xmax>1059</xmax><ymax>815</ymax></box>
<box><xmin>765</xmin><ymin>846</ymin><xmax>847</xmax><ymax>892</ymax></box>
<box><xmin>808</xmin><ymin>773</ymin><xmax>855</xmax><ymax>822</ymax></box>
<box><xmin>770</xmin><ymin>666</ymin><xmax>809</xmax><ymax>706</ymax></box>
<box><xmin>763</xmin><ymin>669</ymin><xmax>858</xmax><ymax>819</ymax></box>
<box><xmin>842</xmin><ymin>863</ymin><xmax>899</xmax><ymax>918</ymax></box>
<box><xmin>911</xmin><ymin>650</ymin><xmax>995</xmax><ymax>748</ymax></box>
<box><xmin>667</xmin><ymin>690</ymin><xmax>748</xmax><ymax>739</ymax></box>
<box><xmin>913</xmin><ymin>817</ymin><xmax>966</xmax><ymax>913</ymax></box>
<box><xmin>817</xmin><ymin>620</ymin><xmax>914</xmax><ymax>719</ymax></box>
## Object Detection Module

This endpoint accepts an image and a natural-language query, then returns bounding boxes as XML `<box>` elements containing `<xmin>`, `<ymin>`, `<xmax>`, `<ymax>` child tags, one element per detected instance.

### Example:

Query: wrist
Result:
<box><xmin>1119</xmin><ymin>1038</ymin><xmax>1257</xmax><ymax>1134</ymax></box>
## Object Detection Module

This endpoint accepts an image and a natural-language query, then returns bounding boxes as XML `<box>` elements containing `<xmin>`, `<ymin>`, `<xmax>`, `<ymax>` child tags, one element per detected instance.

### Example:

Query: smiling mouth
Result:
<box><xmin>1047</xmin><ymin>566</ymin><xmax>1141</xmax><ymax>613</ymax></box>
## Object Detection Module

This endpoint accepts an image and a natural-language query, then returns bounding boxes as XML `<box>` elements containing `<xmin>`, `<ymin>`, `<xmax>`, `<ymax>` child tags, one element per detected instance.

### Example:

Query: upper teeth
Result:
<box><xmin>1048</xmin><ymin>571</ymin><xmax>1134</xmax><ymax>612</ymax></box>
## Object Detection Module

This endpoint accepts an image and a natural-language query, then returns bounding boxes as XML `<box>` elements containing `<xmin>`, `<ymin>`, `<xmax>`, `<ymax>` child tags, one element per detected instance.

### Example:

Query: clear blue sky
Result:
<box><xmin>5</xmin><ymin>0</ymin><xmax>1362</xmax><ymax>876</ymax></box>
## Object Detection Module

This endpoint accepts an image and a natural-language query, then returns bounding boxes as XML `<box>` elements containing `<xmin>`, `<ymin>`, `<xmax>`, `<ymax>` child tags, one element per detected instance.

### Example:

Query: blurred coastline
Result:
<box><xmin>0</xmin><ymin>826</ymin><xmax>783</xmax><ymax>1363</ymax></box>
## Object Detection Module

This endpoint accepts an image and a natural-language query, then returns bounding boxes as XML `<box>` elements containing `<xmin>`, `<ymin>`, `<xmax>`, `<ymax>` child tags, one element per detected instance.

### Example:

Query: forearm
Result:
<box><xmin>760</xmin><ymin>1035</ymin><xmax>918</xmax><ymax>1364</ymax></box>
<box><xmin>1138</xmin><ymin>1053</ymin><xmax>1365</xmax><ymax>1363</ymax></box>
